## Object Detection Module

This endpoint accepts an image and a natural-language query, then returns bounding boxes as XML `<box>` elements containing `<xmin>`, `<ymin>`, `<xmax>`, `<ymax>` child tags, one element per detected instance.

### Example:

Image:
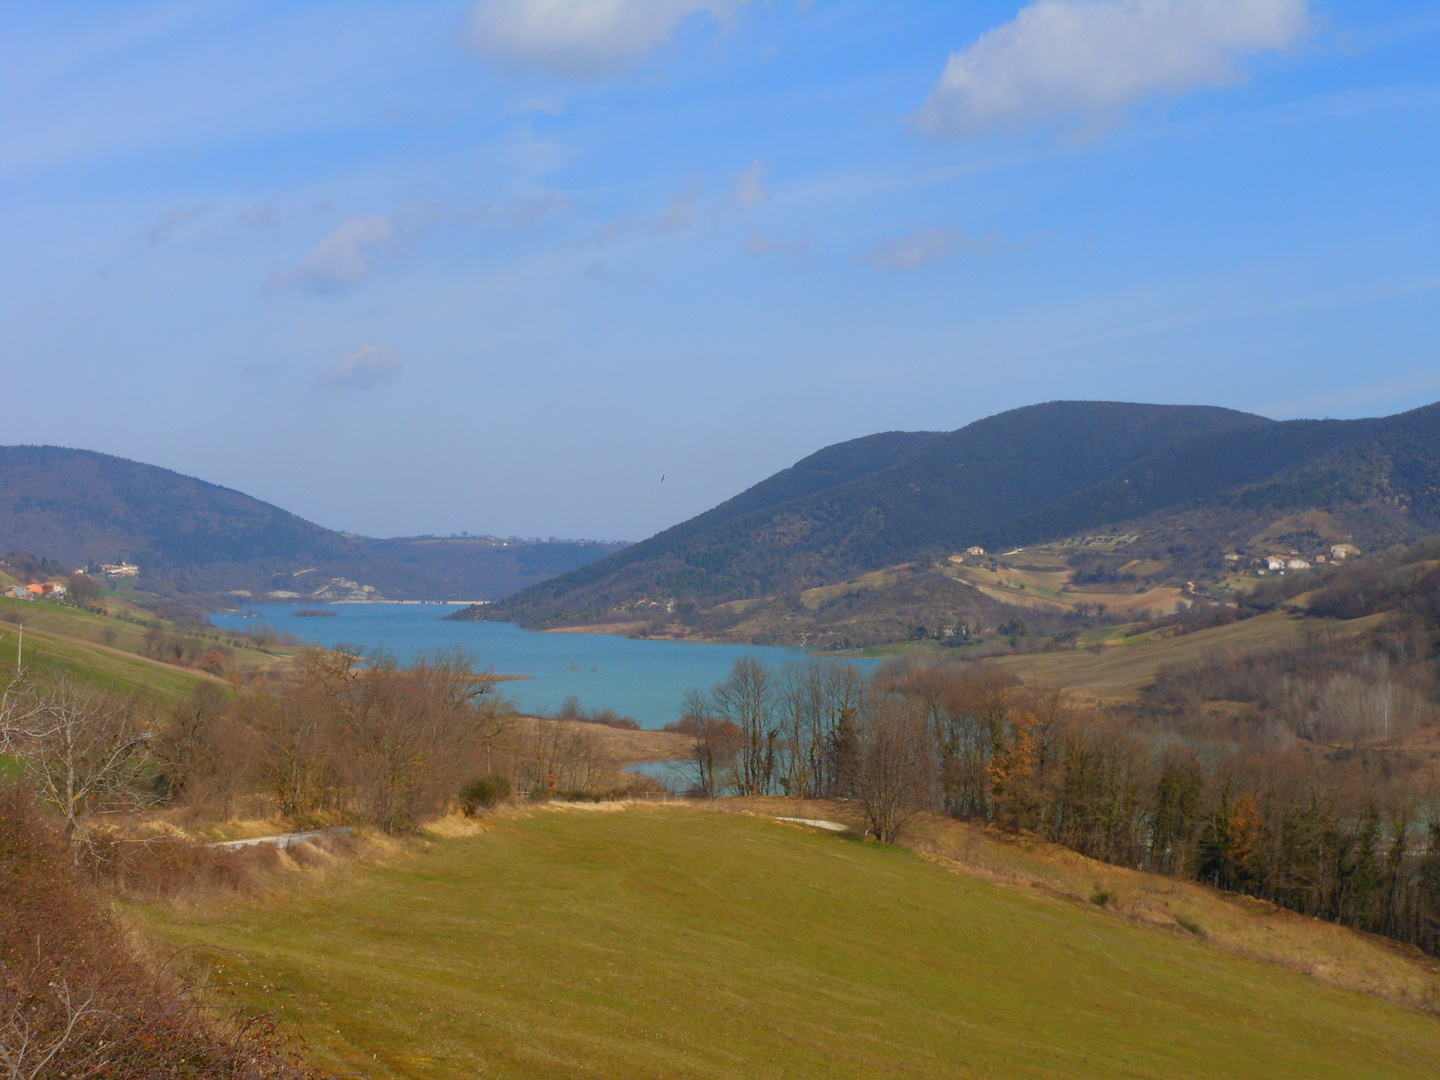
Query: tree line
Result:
<box><xmin>677</xmin><ymin>639</ymin><xmax>1440</xmax><ymax>956</ymax></box>
<box><xmin>0</xmin><ymin>646</ymin><xmax>660</xmax><ymax>839</ymax></box>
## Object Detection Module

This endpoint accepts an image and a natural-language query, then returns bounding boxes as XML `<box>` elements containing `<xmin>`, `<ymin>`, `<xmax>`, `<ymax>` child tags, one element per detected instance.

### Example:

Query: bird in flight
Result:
<box><xmin>661</xmin><ymin>475</ymin><xmax>665</xmax><ymax>482</ymax></box>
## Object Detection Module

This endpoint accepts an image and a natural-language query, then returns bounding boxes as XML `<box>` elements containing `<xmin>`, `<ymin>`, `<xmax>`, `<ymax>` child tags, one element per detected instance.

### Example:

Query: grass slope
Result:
<box><xmin>0</xmin><ymin>603</ymin><xmax>224</xmax><ymax>705</ymax></box>
<box><xmin>0</xmin><ymin>596</ymin><xmax>299</xmax><ymax>705</ymax></box>
<box><xmin>0</xmin><ymin>623</ymin><xmax>219</xmax><ymax>703</ymax></box>
<box><xmin>133</xmin><ymin>806</ymin><xmax>1440</xmax><ymax>1079</ymax></box>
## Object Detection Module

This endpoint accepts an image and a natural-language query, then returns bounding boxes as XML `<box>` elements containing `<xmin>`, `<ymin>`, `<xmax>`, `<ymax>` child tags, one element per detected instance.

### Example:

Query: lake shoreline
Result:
<box><xmin>209</xmin><ymin>604</ymin><xmax>877</xmax><ymax>729</ymax></box>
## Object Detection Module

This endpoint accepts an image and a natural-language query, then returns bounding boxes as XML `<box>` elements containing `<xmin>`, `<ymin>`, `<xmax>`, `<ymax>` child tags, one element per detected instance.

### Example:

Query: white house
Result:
<box><xmin>1287</xmin><ymin>558</ymin><xmax>1311</xmax><ymax>571</ymax></box>
<box><xmin>1266</xmin><ymin>556</ymin><xmax>1287</xmax><ymax>571</ymax></box>
<box><xmin>966</xmin><ymin>546</ymin><xmax>986</xmax><ymax>556</ymax></box>
<box><xmin>1331</xmin><ymin>544</ymin><xmax>1360</xmax><ymax>560</ymax></box>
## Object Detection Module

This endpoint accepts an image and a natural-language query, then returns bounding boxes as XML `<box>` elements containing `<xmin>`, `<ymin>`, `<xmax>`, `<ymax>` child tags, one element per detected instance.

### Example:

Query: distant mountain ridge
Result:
<box><xmin>0</xmin><ymin>446</ymin><xmax>621</xmax><ymax>602</ymax></box>
<box><xmin>486</xmin><ymin>399</ymin><xmax>1440</xmax><ymax>629</ymax></box>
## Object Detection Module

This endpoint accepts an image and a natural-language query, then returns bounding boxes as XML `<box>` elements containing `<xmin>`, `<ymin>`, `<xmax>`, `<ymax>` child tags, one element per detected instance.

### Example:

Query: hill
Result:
<box><xmin>0</xmin><ymin>587</ymin><xmax>309</xmax><ymax>705</ymax></box>
<box><xmin>0</xmin><ymin>446</ymin><xmax>622</xmax><ymax>602</ymax></box>
<box><xmin>130</xmin><ymin>804</ymin><xmax>1440</xmax><ymax>1079</ymax></box>
<box><xmin>475</xmin><ymin>399</ymin><xmax>1440</xmax><ymax>643</ymax></box>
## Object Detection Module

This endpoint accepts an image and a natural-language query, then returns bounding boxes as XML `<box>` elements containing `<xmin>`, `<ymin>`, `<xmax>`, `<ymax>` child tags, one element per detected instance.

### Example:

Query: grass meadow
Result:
<box><xmin>132</xmin><ymin>804</ymin><xmax>1440</xmax><ymax>1079</ymax></box>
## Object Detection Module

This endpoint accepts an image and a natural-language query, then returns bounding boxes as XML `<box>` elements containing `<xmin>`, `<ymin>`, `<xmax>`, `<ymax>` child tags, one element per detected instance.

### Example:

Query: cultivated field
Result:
<box><xmin>987</xmin><ymin>610</ymin><xmax>1354</xmax><ymax>699</ymax></box>
<box><xmin>131</xmin><ymin>804</ymin><xmax>1440</xmax><ymax>1080</ymax></box>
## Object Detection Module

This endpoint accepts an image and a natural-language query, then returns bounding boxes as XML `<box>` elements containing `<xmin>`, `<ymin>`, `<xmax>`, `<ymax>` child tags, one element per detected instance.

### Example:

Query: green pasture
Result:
<box><xmin>0</xmin><ymin>615</ymin><xmax>219</xmax><ymax>706</ymax></box>
<box><xmin>134</xmin><ymin>806</ymin><xmax>1440</xmax><ymax>1080</ymax></box>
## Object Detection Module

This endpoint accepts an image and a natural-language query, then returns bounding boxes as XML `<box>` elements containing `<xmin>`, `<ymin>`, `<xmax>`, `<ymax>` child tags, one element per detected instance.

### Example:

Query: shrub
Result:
<box><xmin>0</xmin><ymin>785</ymin><xmax>321</xmax><ymax>1078</ymax></box>
<box><xmin>1089</xmin><ymin>888</ymin><xmax>1113</xmax><ymax>908</ymax></box>
<box><xmin>461</xmin><ymin>773</ymin><xmax>513</xmax><ymax>815</ymax></box>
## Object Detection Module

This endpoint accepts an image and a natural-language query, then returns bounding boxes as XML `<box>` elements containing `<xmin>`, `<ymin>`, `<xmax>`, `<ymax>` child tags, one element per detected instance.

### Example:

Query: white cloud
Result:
<box><xmin>915</xmin><ymin>0</ymin><xmax>1310</xmax><ymax>138</ymax></box>
<box><xmin>734</xmin><ymin>159</ymin><xmax>768</xmax><ymax>208</ymax></box>
<box><xmin>862</xmin><ymin>227</ymin><xmax>990</xmax><ymax>271</ymax></box>
<box><xmin>279</xmin><ymin>216</ymin><xmax>396</xmax><ymax>291</ymax></box>
<box><xmin>470</xmin><ymin>0</ymin><xmax>755</xmax><ymax>78</ymax></box>
<box><xmin>318</xmin><ymin>345</ymin><xmax>403</xmax><ymax>391</ymax></box>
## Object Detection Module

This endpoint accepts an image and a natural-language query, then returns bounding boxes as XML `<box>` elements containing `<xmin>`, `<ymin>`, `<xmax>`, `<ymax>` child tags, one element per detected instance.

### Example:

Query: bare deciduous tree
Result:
<box><xmin>515</xmin><ymin>719</ymin><xmax>606</xmax><ymax>796</ymax></box>
<box><xmin>852</xmin><ymin>691</ymin><xmax>936</xmax><ymax>844</ymax></box>
<box><xmin>712</xmin><ymin>657</ymin><xmax>777</xmax><ymax>797</ymax></box>
<box><xmin>0</xmin><ymin>976</ymin><xmax>110</xmax><ymax>1080</ymax></box>
<box><xmin>309</xmin><ymin>647</ymin><xmax>504</xmax><ymax>831</ymax></box>
<box><xmin>238</xmin><ymin>685</ymin><xmax>334</xmax><ymax>818</ymax></box>
<box><xmin>777</xmin><ymin>661</ymin><xmax>857</xmax><ymax>799</ymax></box>
<box><xmin>2</xmin><ymin>679</ymin><xmax>155</xmax><ymax>830</ymax></box>
<box><xmin>675</xmin><ymin>688</ymin><xmax>741</xmax><ymax>797</ymax></box>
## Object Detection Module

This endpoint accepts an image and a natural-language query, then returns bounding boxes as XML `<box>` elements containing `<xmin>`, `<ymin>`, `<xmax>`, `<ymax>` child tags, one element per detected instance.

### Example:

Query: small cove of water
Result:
<box><xmin>210</xmin><ymin>604</ymin><xmax>878</xmax><ymax>730</ymax></box>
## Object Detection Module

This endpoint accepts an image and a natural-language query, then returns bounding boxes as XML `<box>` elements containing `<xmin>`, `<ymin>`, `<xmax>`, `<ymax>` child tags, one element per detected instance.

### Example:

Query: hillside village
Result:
<box><xmin>1</xmin><ymin>559</ymin><xmax>144</xmax><ymax>603</ymax></box>
<box><xmin>4</xmin><ymin>580</ymin><xmax>68</xmax><ymax>601</ymax></box>
<box><xmin>1230</xmin><ymin>542</ymin><xmax>1363</xmax><ymax>575</ymax></box>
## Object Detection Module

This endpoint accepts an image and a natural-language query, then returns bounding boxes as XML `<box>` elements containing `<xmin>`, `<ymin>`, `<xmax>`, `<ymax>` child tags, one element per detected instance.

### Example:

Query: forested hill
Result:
<box><xmin>0</xmin><ymin>446</ymin><xmax>620</xmax><ymax>601</ymax></box>
<box><xmin>483</xmin><ymin>399</ymin><xmax>1440</xmax><ymax>626</ymax></box>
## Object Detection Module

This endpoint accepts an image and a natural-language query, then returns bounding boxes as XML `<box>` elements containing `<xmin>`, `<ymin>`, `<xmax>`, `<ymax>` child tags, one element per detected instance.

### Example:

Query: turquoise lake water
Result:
<box><xmin>209</xmin><ymin>604</ymin><xmax>877</xmax><ymax>730</ymax></box>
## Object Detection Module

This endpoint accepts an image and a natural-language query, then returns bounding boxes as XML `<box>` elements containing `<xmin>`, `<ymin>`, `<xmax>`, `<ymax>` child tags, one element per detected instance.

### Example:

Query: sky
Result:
<box><xmin>2</xmin><ymin>1</ymin><xmax>1439</xmax><ymax>541</ymax></box>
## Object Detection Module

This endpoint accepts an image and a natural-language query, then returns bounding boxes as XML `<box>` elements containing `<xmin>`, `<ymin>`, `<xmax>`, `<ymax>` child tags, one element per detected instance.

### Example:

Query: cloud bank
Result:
<box><xmin>916</xmin><ymin>0</ymin><xmax>1310</xmax><ymax>138</ymax></box>
<box><xmin>470</xmin><ymin>0</ymin><xmax>755</xmax><ymax>78</ymax></box>
<box><xmin>318</xmin><ymin>345</ymin><xmax>403</xmax><ymax>391</ymax></box>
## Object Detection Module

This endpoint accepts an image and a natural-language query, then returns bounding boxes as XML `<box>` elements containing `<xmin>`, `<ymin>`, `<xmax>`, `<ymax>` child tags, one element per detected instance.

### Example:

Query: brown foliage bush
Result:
<box><xmin>0</xmin><ymin>785</ymin><xmax>322</xmax><ymax>1079</ymax></box>
<box><xmin>170</xmin><ymin>648</ymin><xmax>511</xmax><ymax>832</ymax></box>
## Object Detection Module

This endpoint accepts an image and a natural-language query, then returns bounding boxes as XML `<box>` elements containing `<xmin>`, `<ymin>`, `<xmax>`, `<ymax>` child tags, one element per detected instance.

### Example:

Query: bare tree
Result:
<box><xmin>151</xmin><ymin>682</ymin><xmax>230</xmax><ymax>803</ymax></box>
<box><xmin>675</xmin><ymin>688</ymin><xmax>741</xmax><ymax>797</ymax></box>
<box><xmin>323</xmin><ymin>648</ymin><xmax>500</xmax><ymax>831</ymax></box>
<box><xmin>0</xmin><ymin>976</ymin><xmax>110</xmax><ymax>1080</ymax></box>
<box><xmin>3</xmin><ymin>680</ymin><xmax>155</xmax><ymax>830</ymax></box>
<box><xmin>712</xmin><ymin>657</ymin><xmax>777</xmax><ymax>797</ymax></box>
<box><xmin>778</xmin><ymin>665</ymin><xmax>819</xmax><ymax>800</ymax></box>
<box><xmin>0</xmin><ymin>674</ymin><xmax>42</xmax><ymax>748</ymax></box>
<box><xmin>239</xmin><ymin>685</ymin><xmax>334</xmax><ymax>818</ymax></box>
<box><xmin>777</xmin><ymin>661</ymin><xmax>865</xmax><ymax>800</ymax></box>
<box><xmin>852</xmin><ymin>691</ymin><xmax>936</xmax><ymax>844</ymax></box>
<box><xmin>515</xmin><ymin>719</ymin><xmax>608</xmax><ymax>796</ymax></box>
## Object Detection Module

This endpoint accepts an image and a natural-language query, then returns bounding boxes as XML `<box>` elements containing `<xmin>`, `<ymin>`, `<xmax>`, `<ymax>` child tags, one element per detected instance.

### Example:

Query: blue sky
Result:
<box><xmin>2</xmin><ymin>1</ymin><xmax>1438</xmax><ymax>540</ymax></box>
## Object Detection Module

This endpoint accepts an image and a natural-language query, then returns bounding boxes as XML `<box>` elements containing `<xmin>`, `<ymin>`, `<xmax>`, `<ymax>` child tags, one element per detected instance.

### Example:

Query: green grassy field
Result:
<box><xmin>133</xmin><ymin>806</ymin><xmax>1440</xmax><ymax>1079</ymax></box>
<box><xmin>0</xmin><ymin>616</ymin><xmax>220</xmax><ymax>705</ymax></box>
<box><xmin>0</xmin><ymin>595</ymin><xmax>301</xmax><ymax>705</ymax></box>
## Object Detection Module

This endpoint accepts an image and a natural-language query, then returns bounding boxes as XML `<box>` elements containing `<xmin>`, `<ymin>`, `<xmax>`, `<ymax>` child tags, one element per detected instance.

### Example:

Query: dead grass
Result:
<box><xmin>1065</xmin><ymin>586</ymin><xmax>1187</xmax><ymax>616</ymax></box>
<box><xmin>987</xmin><ymin>611</ymin><xmax>1312</xmax><ymax>699</ymax></box>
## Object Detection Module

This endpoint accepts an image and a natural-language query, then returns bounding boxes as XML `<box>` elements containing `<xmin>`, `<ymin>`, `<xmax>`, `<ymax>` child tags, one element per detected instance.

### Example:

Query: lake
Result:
<box><xmin>209</xmin><ymin>604</ymin><xmax>878</xmax><ymax>730</ymax></box>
